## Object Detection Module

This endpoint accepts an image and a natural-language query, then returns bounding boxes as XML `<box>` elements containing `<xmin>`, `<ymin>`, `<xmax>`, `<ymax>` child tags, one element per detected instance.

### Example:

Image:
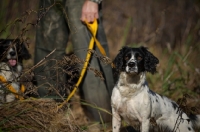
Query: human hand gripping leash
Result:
<box><xmin>58</xmin><ymin>19</ymin><xmax>107</xmax><ymax>109</ymax></box>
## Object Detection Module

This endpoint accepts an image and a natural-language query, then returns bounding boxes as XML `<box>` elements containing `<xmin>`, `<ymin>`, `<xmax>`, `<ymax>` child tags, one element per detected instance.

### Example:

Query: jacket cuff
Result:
<box><xmin>89</xmin><ymin>0</ymin><xmax>102</xmax><ymax>4</ymax></box>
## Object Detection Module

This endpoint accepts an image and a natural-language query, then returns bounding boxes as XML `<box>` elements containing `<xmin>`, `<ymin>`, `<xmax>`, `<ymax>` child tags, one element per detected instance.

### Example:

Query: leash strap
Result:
<box><xmin>84</xmin><ymin>20</ymin><xmax>107</xmax><ymax>56</ymax></box>
<box><xmin>58</xmin><ymin>19</ymin><xmax>107</xmax><ymax>108</ymax></box>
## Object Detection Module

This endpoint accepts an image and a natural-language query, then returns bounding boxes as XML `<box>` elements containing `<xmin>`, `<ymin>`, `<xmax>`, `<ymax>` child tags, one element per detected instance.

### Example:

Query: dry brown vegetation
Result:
<box><xmin>0</xmin><ymin>0</ymin><xmax>200</xmax><ymax>131</ymax></box>
<box><xmin>0</xmin><ymin>99</ymin><xmax>81</xmax><ymax>132</ymax></box>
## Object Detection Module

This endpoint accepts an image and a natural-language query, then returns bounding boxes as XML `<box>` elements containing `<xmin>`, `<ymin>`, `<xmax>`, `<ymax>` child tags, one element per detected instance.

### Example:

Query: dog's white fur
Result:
<box><xmin>111</xmin><ymin>46</ymin><xmax>200</xmax><ymax>132</ymax></box>
<box><xmin>0</xmin><ymin>62</ymin><xmax>22</xmax><ymax>102</ymax></box>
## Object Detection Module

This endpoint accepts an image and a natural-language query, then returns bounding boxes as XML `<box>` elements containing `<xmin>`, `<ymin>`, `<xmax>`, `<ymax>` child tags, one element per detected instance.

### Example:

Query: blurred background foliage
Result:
<box><xmin>0</xmin><ymin>0</ymin><xmax>200</xmax><ymax>102</ymax></box>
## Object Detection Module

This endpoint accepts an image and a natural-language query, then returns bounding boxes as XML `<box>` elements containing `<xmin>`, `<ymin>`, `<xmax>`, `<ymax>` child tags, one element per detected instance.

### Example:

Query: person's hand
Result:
<box><xmin>80</xmin><ymin>1</ymin><xmax>99</xmax><ymax>23</ymax></box>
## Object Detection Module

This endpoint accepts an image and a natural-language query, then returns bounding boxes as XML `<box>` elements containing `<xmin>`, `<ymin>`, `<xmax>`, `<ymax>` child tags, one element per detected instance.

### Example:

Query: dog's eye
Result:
<box><xmin>137</xmin><ymin>56</ymin><xmax>142</xmax><ymax>60</ymax></box>
<box><xmin>125</xmin><ymin>56</ymin><xmax>129</xmax><ymax>61</ymax></box>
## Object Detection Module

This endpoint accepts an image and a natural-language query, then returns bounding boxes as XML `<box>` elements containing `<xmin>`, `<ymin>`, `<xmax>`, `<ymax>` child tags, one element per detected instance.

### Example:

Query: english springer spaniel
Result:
<box><xmin>111</xmin><ymin>46</ymin><xmax>200</xmax><ymax>132</ymax></box>
<box><xmin>0</xmin><ymin>39</ymin><xmax>31</xmax><ymax>103</ymax></box>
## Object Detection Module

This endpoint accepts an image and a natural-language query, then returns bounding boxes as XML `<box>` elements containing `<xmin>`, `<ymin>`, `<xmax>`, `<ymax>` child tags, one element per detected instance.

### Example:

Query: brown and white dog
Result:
<box><xmin>111</xmin><ymin>46</ymin><xmax>200</xmax><ymax>132</ymax></box>
<box><xmin>0</xmin><ymin>39</ymin><xmax>31</xmax><ymax>103</ymax></box>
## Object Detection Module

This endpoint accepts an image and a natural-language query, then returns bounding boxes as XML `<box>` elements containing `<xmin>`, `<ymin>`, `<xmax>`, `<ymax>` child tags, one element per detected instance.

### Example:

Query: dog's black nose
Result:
<box><xmin>128</xmin><ymin>62</ymin><xmax>136</xmax><ymax>67</ymax></box>
<box><xmin>10</xmin><ymin>51</ymin><xmax>16</xmax><ymax>56</ymax></box>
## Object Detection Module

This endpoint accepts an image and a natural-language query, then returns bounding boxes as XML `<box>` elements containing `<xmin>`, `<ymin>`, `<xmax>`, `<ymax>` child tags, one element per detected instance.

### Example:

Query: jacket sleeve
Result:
<box><xmin>89</xmin><ymin>0</ymin><xmax>102</xmax><ymax>4</ymax></box>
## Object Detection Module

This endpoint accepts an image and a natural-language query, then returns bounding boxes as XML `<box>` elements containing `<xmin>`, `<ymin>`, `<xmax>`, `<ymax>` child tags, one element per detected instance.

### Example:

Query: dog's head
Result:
<box><xmin>113</xmin><ymin>46</ymin><xmax>159</xmax><ymax>74</ymax></box>
<box><xmin>0</xmin><ymin>39</ymin><xmax>31</xmax><ymax>67</ymax></box>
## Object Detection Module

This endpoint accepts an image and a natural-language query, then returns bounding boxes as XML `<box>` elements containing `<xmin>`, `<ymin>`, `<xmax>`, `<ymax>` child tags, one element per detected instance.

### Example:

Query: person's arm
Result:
<box><xmin>80</xmin><ymin>0</ymin><xmax>102</xmax><ymax>23</ymax></box>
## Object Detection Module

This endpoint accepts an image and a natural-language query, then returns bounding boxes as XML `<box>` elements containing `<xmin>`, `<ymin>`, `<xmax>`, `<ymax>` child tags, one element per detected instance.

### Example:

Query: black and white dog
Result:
<box><xmin>111</xmin><ymin>46</ymin><xmax>200</xmax><ymax>132</ymax></box>
<box><xmin>0</xmin><ymin>39</ymin><xmax>31</xmax><ymax>103</ymax></box>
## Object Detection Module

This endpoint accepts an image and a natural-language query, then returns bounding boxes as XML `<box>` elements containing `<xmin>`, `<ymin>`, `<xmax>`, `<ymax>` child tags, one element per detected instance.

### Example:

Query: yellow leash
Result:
<box><xmin>0</xmin><ymin>75</ymin><xmax>25</xmax><ymax>100</ymax></box>
<box><xmin>58</xmin><ymin>19</ymin><xmax>107</xmax><ymax>108</ymax></box>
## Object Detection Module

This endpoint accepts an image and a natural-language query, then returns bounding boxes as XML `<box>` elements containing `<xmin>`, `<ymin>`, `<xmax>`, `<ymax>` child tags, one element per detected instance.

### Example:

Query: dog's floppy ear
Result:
<box><xmin>113</xmin><ymin>46</ymin><xmax>129</xmax><ymax>71</ymax></box>
<box><xmin>21</xmin><ymin>43</ymin><xmax>31</xmax><ymax>60</ymax></box>
<box><xmin>0</xmin><ymin>39</ymin><xmax>5</xmax><ymax>61</ymax></box>
<box><xmin>140</xmin><ymin>46</ymin><xmax>159</xmax><ymax>74</ymax></box>
<box><xmin>16</xmin><ymin>40</ymin><xmax>31</xmax><ymax>60</ymax></box>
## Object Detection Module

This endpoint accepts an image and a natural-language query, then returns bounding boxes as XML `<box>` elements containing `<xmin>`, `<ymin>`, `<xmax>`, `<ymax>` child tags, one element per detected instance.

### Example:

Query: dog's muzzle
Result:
<box><xmin>126</xmin><ymin>60</ymin><xmax>138</xmax><ymax>73</ymax></box>
<box><xmin>9</xmin><ymin>51</ymin><xmax>16</xmax><ymax>57</ymax></box>
<box><xmin>128</xmin><ymin>62</ymin><xmax>136</xmax><ymax>68</ymax></box>
<box><xmin>7</xmin><ymin>50</ymin><xmax>17</xmax><ymax>67</ymax></box>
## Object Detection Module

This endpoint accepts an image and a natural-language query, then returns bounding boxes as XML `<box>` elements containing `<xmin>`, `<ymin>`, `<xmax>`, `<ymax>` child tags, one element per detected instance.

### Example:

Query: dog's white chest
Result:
<box><xmin>115</xmin><ymin>98</ymin><xmax>139</xmax><ymax>123</ymax></box>
<box><xmin>111</xmin><ymin>86</ymin><xmax>150</xmax><ymax>124</ymax></box>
